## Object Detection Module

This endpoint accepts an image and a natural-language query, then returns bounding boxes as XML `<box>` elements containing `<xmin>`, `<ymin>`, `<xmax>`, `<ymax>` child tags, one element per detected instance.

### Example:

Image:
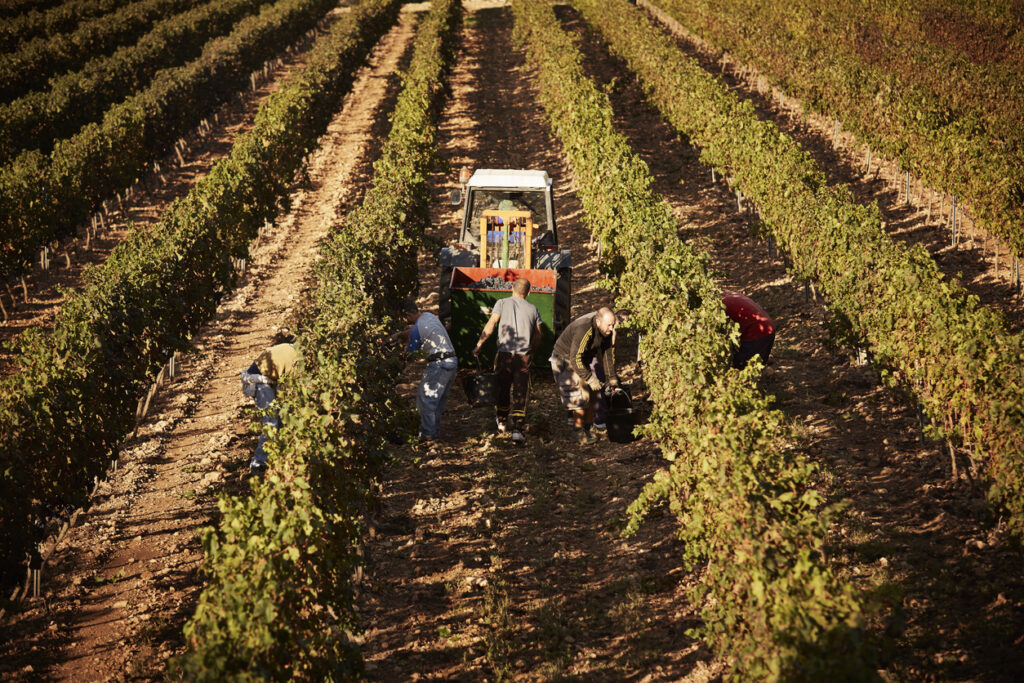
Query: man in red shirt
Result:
<box><xmin>722</xmin><ymin>292</ymin><xmax>776</xmax><ymax>370</ymax></box>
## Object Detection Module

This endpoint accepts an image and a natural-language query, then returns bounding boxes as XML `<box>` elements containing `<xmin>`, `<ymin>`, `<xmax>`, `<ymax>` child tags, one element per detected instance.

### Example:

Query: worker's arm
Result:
<box><xmin>473</xmin><ymin>312</ymin><xmax>501</xmax><ymax>356</ymax></box>
<box><xmin>571</xmin><ymin>328</ymin><xmax>594</xmax><ymax>383</ymax></box>
<box><xmin>528</xmin><ymin>322</ymin><xmax>542</xmax><ymax>357</ymax></box>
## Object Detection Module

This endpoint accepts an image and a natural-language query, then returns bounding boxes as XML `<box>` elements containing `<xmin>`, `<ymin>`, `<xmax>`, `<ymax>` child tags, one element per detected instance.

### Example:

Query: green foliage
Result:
<box><xmin>0</xmin><ymin>0</ymin><xmax>337</xmax><ymax>284</ymax></box>
<box><xmin>0</xmin><ymin>0</ymin><xmax>204</xmax><ymax>102</ymax></box>
<box><xmin>173</xmin><ymin>1</ymin><xmax>460</xmax><ymax>676</ymax></box>
<box><xmin>0</xmin><ymin>0</ymin><xmax>132</xmax><ymax>53</ymax></box>
<box><xmin>653</xmin><ymin>0</ymin><xmax>1024</xmax><ymax>265</ymax></box>
<box><xmin>0</xmin><ymin>0</ymin><xmax>62</xmax><ymax>18</ymax></box>
<box><xmin>574</xmin><ymin>0</ymin><xmax>1024</xmax><ymax>542</ymax></box>
<box><xmin>0</xmin><ymin>0</ymin><xmax>279</xmax><ymax>164</ymax></box>
<box><xmin>0</xmin><ymin>0</ymin><xmax>401</xmax><ymax>588</ymax></box>
<box><xmin>514</xmin><ymin>0</ymin><xmax>874</xmax><ymax>679</ymax></box>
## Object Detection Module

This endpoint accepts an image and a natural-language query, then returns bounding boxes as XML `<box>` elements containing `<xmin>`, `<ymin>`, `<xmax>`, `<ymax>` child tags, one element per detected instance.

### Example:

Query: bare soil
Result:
<box><xmin>0</xmin><ymin>9</ymin><xmax>418</xmax><ymax>679</ymax></box>
<box><xmin>562</xmin><ymin>3</ymin><xmax>1024</xmax><ymax>681</ymax></box>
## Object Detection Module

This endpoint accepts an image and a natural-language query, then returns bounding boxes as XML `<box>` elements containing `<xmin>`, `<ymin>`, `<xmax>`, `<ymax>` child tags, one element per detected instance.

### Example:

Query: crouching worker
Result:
<box><xmin>397</xmin><ymin>300</ymin><xmax>458</xmax><ymax>440</ymax></box>
<box><xmin>472</xmin><ymin>277</ymin><xmax>542</xmax><ymax>443</ymax></box>
<box><xmin>722</xmin><ymin>291</ymin><xmax>776</xmax><ymax>369</ymax></box>
<box><xmin>241</xmin><ymin>333</ymin><xmax>298</xmax><ymax>476</ymax></box>
<box><xmin>550</xmin><ymin>307</ymin><xmax>618</xmax><ymax>445</ymax></box>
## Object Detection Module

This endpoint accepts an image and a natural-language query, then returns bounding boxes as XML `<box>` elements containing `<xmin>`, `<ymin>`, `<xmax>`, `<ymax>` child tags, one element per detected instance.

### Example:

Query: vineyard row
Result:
<box><xmin>0</xmin><ymin>0</ymin><xmax>203</xmax><ymax>103</ymax></box>
<box><xmin>575</xmin><ymin>0</ymin><xmax>1024</xmax><ymax>542</ymax></box>
<box><xmin>650</xmin><ymin>0</ymin><xmax>1024</xmax><ymax>262</ymax></box>
<box><xmin>0</xmin><ymin>0</ymin><xmax>132</xmax><ymax>52</ymax></box>
<box><xmin>514</xmin><ymin>0</ymin><xmax>873</xmax><ymax>678</ymax></box>
<box><xmin>0</xmin><ymin>0</ymin><xmax>338</xmax><ymax>285</ymax></box>
<box><xmin>0</xmin><ymin>0</ymin><xmax>399</xmax><ymax>586</ymax></box>
<box><xmin>0</xmin><ymin>0</ymin><xmax>279</xmax><ymax>165</ymax></box>
<box><xmin>176</xmin><ymin>0</ymin><xmax>459</xmax><ymax>676</ymax></box>
<box><xmin>0</xmin><ymin>0</ymin><xmax>64</xmax><ymax>19</ymax></box>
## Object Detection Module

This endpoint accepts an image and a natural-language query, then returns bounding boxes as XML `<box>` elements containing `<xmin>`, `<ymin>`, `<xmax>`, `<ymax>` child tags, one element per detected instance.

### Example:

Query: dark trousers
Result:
<box><xmin>733</xmin><ymin>332</ymin><xmax>775</xmax><ymax>370</ymax></box>
<box><xmin>495</xmin><ymin>351</ymin><xmax>531</xmax><ymax>429</ymax></box>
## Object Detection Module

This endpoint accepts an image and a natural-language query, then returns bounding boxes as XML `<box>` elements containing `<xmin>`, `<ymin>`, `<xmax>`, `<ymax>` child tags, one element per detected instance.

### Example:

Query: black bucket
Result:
<box><xmin>605</xmin><ymin>387</ymin><xmax>635</xmax><ymax>443</ymax></box>
<box><xmin>462</xmin><ymin>361</ymin><xmax>496</xmax><ymax>406</ymax></box>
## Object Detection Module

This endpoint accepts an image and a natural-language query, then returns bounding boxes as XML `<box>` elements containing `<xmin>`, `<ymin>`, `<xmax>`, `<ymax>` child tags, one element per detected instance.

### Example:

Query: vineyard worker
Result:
<box><xmin>472</xmin><ymin>277</ymin><xmax>542</xmax><ymax>443</ymax></box>
<box><xmin>722</xmin><ymin>291</ymin><xmax>776</xmax><ymax>370</ymax></box>
<box><xmin>241</xmin><ymin>333</ymin><xmax>298</xmax><ymax>477</ymax></box>
<box><xmin>398</xmin><ymin>300</ymin><xmax>458</xmax><ymax>440</ymax></box>
<box><xmin>550</xmin><ymin>307</ymin><xmax>619</xmax><ymax>445</ymax></box>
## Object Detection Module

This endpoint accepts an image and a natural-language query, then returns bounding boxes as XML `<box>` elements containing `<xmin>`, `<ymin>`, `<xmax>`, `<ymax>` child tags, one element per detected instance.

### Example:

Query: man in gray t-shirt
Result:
<box><xmin>473</xmin><ymin>278</ymin><xmax>541</xmax><ymax>442</ymax></box>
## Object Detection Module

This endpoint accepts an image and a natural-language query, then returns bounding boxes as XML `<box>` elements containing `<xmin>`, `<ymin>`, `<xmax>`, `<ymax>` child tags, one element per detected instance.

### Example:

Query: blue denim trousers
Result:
<box><xmin>417</xmin><ymin>359</ymin><xmax>457</xmax><ymax>438</ymax></box>
<box><xmin>251</xmin><ymin>383</ymin><xmax>280</xmax><ymax>466</ymax></box>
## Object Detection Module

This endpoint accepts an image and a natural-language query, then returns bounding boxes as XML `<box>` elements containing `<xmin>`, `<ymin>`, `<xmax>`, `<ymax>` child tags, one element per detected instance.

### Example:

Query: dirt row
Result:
<box><xmin>560</xmin><ymin>3</ymin><xmax>1024</xmax><ymax>680</ymax></box>
<box><xmin>0</xmin><ymin>4</ymin><xmax>352</xmax><ymax>379</ymax></box>
<box><xmin>637</xmin><ymin>0</ymin><xmax>1024</xmax><ymax>334</ymax></box>
<box><xmin>0</xmin><ymin>8</ymin><xmax>419</xmax><ymax>679</ymax></box>
<box><xmin>357</xmin><ymin>3</ymin><xmax>722</xmax><ymax>680</ymax></box>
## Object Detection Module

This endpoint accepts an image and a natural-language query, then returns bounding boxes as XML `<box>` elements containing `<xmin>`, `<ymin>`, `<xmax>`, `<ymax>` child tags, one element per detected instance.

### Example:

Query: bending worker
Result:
<box><xmin>398</xmin><ymin>300</ymin><xmax>458</xmax><ymax>440</ymax></box>
<box><xmin>722</xmin><ymin>291</ymin><xmax>776</xmax><ymax>369</ymax></box>
<box><xmin>240</xmin><ymin>333</ymin><xmax>298</xmax><ymax>476</ymax></box>
<box><xmin>472</xmin><ymin>277</ymin><xmax>542</xmax><ymax>443</ymax></box>
<box><xmin>550</xmin><ymin>307</ymin><xmax>618</xmax><ymax>445</ymax></box>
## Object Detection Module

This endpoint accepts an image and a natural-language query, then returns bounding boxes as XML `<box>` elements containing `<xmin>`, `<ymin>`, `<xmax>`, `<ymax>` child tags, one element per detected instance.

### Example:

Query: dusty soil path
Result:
<box><xmin>560</xmin><ymin>4</ymin><xmax>1024</xmax><ymax>680</ymax></box>
<box><xmin>0</xmin><ymin>9</ymin><xmax>419</xmax><ymax>680</ymax></box>
<box><xmin>0</xmin><ymin>4</ymin><xmax>352</xmax><ymax>379</ymax></box>
<box><xmin>637</xmin><ymin>0</ymin><xmax>1024</xmax><ymax>335</ymax></box>
<box><xmin>357</xmin><ymin>3</ymin><xmax>723</xmax><ymax>680</ymax></box>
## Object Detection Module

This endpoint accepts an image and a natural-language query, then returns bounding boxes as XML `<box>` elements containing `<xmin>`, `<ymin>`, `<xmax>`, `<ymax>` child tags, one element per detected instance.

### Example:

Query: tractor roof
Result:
<box><xmin>466</xmin><ymin>169</ymin><xmax>551</xmax><ymax>190</ymax></box>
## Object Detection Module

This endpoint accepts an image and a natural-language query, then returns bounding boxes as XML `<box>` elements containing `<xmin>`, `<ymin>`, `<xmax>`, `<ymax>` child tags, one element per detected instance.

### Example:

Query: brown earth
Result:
<box><xmin>357</xmin><ymin>2</ymin><xmax>722</xmax><ymax>680</ymax></box>
<box><xmin>0</xmin><ymin>4</ymin><xmax>352</xmax><ymax>379</ymax></box>
<box><xmin>0</xmin><ymin>7</ymin><xmax>418</xmax><ymax>679</ymax></box>
<box><xmin>565</xmin><ymin>3</ymin><xmax>1024</xmax><ymax>680</ymax></box>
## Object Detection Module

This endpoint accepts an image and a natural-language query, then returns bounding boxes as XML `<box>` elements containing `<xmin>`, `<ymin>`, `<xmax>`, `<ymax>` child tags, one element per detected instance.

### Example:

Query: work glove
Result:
<box><xmin>586</xmin><ymin>375</ymin><xmax>602</xmax><ymax>392</ymax></box>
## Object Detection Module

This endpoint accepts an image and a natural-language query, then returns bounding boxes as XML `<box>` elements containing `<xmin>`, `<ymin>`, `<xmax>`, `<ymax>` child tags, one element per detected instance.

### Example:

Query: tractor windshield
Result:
<box><xmin>463</xmin><ymin>188</ymin><xmax>553</xmax><ymax>248</ymax></box>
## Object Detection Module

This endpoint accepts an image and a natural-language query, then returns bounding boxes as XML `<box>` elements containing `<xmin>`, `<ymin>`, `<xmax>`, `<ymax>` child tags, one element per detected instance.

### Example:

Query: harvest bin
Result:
<box><xmin>449</xmin><ymin>266</ymin><xmax>556</xmax><ymax>367</ymax></box>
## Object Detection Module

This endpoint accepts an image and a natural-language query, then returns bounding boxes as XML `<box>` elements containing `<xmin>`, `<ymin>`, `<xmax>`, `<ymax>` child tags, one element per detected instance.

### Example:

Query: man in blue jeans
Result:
<box><xmin>240</xmin><ymin>334</ymin><xmax>298</xmax><ymax>476</ymax></box>
<box><xmin>398</xmin><ymin>300</ymin><xmax>458</xmax><ymax>440</ymax></box>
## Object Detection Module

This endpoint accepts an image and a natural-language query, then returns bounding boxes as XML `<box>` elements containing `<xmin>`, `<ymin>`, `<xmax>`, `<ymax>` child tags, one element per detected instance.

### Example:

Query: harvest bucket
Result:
<box><xmin>462</xmin><ymin>361</ymin><xmax>496</xmax><ymax>406</ymax></box>
<box><xmin>605</xmin><ymin>387</ymin><xmax>635</xmax><ymax>443</ymax></box>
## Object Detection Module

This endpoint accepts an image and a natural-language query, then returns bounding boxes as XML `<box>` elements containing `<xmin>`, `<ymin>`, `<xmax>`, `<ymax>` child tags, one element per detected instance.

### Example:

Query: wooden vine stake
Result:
<box><xmin>947</xmin><ymin>440</ymin><xmax>958</xmax><ymax>482</ymax></box>
<box><xmin>951</xmin><ymin>195</ymin><xmax>958</xmax><ymax>247</ymax></box>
